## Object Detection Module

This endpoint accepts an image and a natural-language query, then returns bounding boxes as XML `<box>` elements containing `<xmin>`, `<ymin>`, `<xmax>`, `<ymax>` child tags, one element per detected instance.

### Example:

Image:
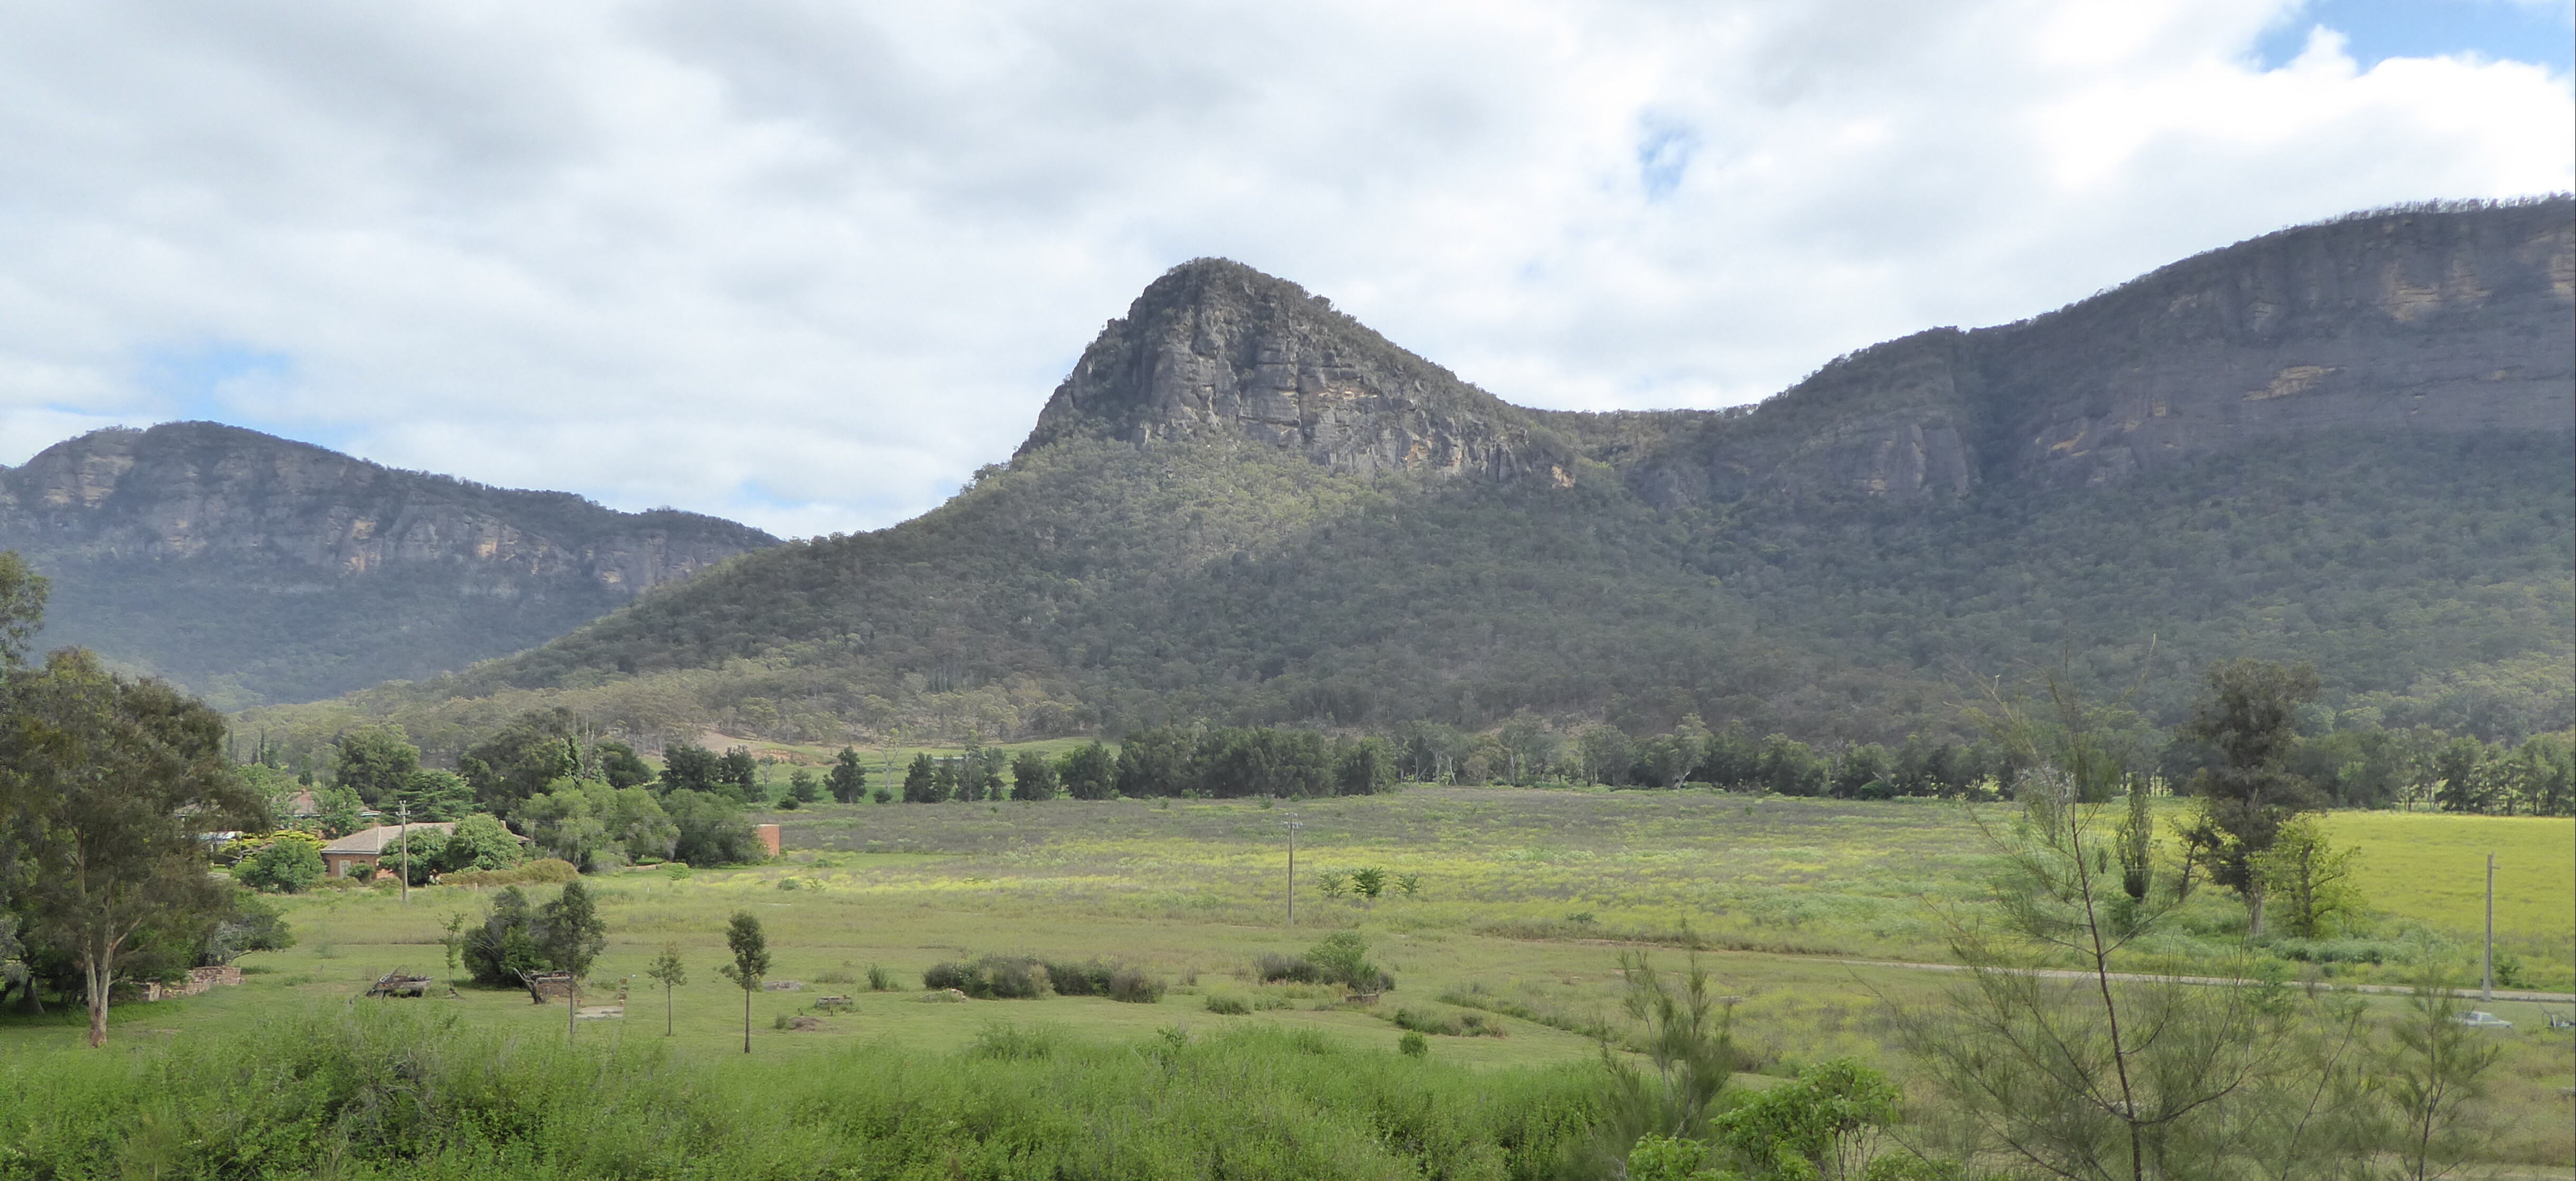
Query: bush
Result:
<box><xmin>923</xmin><ymin>956</ymin><xmax>1052</xmax><ymax>999</ymax></box>
<box><xmin>1046</xmin><ymin>958</ymin><xmax>1117</xmax><ymax>996</ymax></box>
<box><xmin>203</xmin><ymin>889</ymin><xmax>296</xmax><ymax>963</ymax></box>
<box><xmin>234</xmin><ymin>833</ymin><xmax>326</xmax><ymax>894</ymax></box>
<box><xmin>442</xmin><ymin>858</ymin><xmax>578</xmax><ymax>889</ymax></box>
<box><xmin>1106</xmin><ymin>967</ymin><xmax>1166</xmax><ymax>1005</ymax></box>
<box><xmin>1392</xmin><ymin>1008</ymin><xmax>1506</xmax><ymax>1037</ymax></box>
<box><xmin>1305</xmin><ymin>932</ymin><xmax>1393</xmax><ymax>992</ymax></box>
<box><xmin>1398</xmin><ymin>1031</ymin><xmax>1430</xmax><ymax>1057</ymax></box>
<box><xmin>1256</xmin><ymin>953</ymin><xmax>1322</xmax><ymax>984</ymax></box>
<box><xmin>866</xmin><ymin>964</ymin><xmax>898</xmax><ymax>992</ymax></box>
<box><xmin>2252</xmin><ymin>936</ymin><xmax>2404</xmax><ymax>966</ymax></box>
<box><xmin>1709</xmin><ymin>1057</ymin><xmax>1900</xmax><ymax>1178</ymax></box>
<box><xmin>1204</xmin><ymin>994</ymin><xmax>1250</xmax><ymax>1015</ymax></box>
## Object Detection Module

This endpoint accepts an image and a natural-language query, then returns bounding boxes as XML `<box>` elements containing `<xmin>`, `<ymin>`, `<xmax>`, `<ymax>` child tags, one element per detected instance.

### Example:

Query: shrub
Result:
<box><xmin>1305</xmin><ymin>932</ymin><xmax>1393</xmax><ymax>991</ymax></box>
<box><xmin>1626</xmin><ymin>1134</ymin><xmax>1714</xmax><ymax>1181</ymax></box>
<box><xmin>1398</xmin><ymin>1031</ymin><xmax>1429</xmax><ymax>1057</ymax></box>
<box><xmin>442</xmin><ymin>858</ymin><xmax>578</xmax><ymax>889</ymax></box>
<box><xmin>1046</xmin><ymin>958</ymin><xmax>1117</xmax><ymax>996</ymax></box>
<box><xmin>922</xmin><ymin>956</ymin><xmax>1052</xmax><ymax>999</ymax></box>
<box><xmin>2252</xmin><ymin>935</ymin><xmax>2405</xmax><ymax>966</ymax></box>
<box><xmin>1256</xmin><ymin>953</ymin><xmax>1322</xmax><ymax>984</ymax></box>
<box><xmin>1392</xmin><ymin>1008</ymin><xmax>1507</xmax><ymax>1038</ymax></box>
<box><xmin>1205</xmin><ymin>994</ymin><xmax>1250</xmax><ymax>1015</ymax></box>
<box><xmin>1106</xmin><ymin>967</ymin><xmax>1165</xmax><ymax>1004</ymax></box>
<box><xmin>814</xmin><ymin>968</ymin><xmax>856</xmax><ymax>985</ymax></box>
<box><xmin>235</xmin><ymin>833</ymin><xmax>326</xmax><ymax>894</ymax></box>
<box><xmin>1708</xmin><ymin>1057</ymin><xmax>1901</xmax><ymax>1179</ymax></box>
<box><xmin>1351</xmin><ymin>868</ymin><xmax>1387</xmax><ymax>899</ymax></box>
<box><xmin>865</xmin><ymin>964</ymin><xmax>898</xmax><ymax>992</ymax></box>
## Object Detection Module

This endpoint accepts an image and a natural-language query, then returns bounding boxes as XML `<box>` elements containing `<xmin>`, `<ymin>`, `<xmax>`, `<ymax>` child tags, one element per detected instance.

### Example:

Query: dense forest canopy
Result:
<box><xmin>238</xmin><ymin>425</ymin><xmax>2572</xmax><ymax>769</ymax></box>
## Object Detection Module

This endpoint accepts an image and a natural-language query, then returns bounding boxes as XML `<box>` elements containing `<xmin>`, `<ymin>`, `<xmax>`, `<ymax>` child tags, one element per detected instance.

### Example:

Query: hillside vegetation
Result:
<box><xmin>244</xmin><ymin>427</ymin><xmax>2571</xmax><ymax>762</ymax></box>
<box><xmin>238</xmin><ymin>201</ymin><xmax>2572</xmax><ymax>760</ymax></box>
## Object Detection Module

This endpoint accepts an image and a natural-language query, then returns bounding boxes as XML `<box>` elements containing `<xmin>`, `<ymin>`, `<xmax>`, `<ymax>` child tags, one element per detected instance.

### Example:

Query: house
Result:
<box><xmin>318</xmin><ymin>822</ymin><xmax>458</xmax><ymax>879</ymax></box>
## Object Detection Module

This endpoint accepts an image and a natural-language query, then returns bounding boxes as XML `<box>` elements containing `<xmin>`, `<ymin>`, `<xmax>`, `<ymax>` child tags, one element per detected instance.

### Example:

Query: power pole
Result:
<box><xmin>1282</xmin><ymin>814</ymin><xmax>1304</xmax><ymax>928</ymax></box>
<box><xmin>2482</xmin><ymin>852</ymin><xmax>2496</xmax><ymax>1001</ymax></box>
<box><xmin>397</xmin><ymin>802</ymin><xmax>410</xmax><ymax>905</ymax></box>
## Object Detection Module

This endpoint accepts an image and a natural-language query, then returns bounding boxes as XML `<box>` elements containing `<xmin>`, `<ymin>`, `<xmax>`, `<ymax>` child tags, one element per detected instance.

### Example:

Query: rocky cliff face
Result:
<box><xmin>0</xmin><ymin>422</ymin><xmax>780</xmax><ymax>706</ymax></box>
<box><xmin>1972</xmin><ymin>199</ymin><xmax>2574</xmax><ymax>489</ymax></box>
<box><xmin>1544</xmin><ymin>329</ymin><xmax>1983</xmax><ymax>507</ymax></box>
<box><xmin>0</xmin><ymin>422</ymin><xmax>776</xmax><ymax>593</ymax></box>
<box><xmin>1020</xmin><ymin>259</ymin><xmax>1576</xmax><ymax>486</ymax></box>
<box><xmin>1534</xmin><ymin>199</ymin><xmax>2574</xmax><ymax>505</ymax></box>
<box><xmin>1025</xmin><ymin>203</ymin><xmax>2571</xmax><ymax>510</ymax></box>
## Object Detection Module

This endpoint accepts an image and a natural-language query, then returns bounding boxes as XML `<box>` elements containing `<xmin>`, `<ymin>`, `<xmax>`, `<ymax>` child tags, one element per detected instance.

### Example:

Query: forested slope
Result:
<box><xmin>1</xmin><ymin>422</ymin><xmax>777</xmax><ymax>708</ymax></box>
<box><xmin>242</xmin><ymin>201</ymin><xmax>2574</xmax><ymax>761</ymax></box>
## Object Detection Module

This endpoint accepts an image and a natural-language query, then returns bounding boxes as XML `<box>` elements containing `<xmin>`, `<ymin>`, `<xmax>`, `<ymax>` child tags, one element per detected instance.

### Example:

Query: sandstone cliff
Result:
<box><xmin>0</xmin><ymin>422</ymin><xmax>778</xmax><ymax>705</ymax></box>
<box><xmin>1552</xmin><ymin>198</ymin><xmax>2571</xmax><ymax>504</ymax></box>
<box><xmin>0</xmin><ymin>422</ymin><xmax>775</xmax><ymax>593</ymax></box>
<box><xmin>1973</xmin><ymin>199</ymin><xmax>2574</xmax><ymax>489</ymax></box>
<box><xmin>1024</xmin><ymin>202</ymin><xmax>2570</xmax><ymax>509</ymax></box>
<box><xmin>1020</xmin><ymin>258</ymin><xmax>1578</xmax><ymax>486</ymax></box>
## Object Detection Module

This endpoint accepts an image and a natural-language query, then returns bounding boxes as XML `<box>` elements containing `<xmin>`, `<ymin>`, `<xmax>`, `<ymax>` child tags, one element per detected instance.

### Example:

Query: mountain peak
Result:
<box><xmin>1019</xmin><ymin>258</ymin><xmax>1574</xmax><ymax>483</ymax></box>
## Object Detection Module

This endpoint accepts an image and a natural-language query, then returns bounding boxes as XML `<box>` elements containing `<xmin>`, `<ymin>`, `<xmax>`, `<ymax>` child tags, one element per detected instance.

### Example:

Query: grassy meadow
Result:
<box><xmin>4</xmin><ymin>787</ymin><xmax>2572</xmax><ymax>1175</ymax></box>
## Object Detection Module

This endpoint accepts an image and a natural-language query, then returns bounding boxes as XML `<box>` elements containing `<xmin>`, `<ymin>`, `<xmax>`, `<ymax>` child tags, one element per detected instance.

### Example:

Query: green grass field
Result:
<box><xmin>2320</xmin><ymin>810</ymin><xmax>2576</xmax><ymax>950</ymax></box>
<box><xmin>6</xmin><ymin>789</ymin><xmax>2571</xmax><ymax>1174</ymax></box>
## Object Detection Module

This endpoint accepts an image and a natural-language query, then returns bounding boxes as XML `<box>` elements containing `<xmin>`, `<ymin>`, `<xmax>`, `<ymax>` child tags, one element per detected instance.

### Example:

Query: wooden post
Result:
<box><xmin>1283</xmin><ymin>815</ymin><xmax>1303</xmax><ymax>928</ymax></box>
<box><xmin>397</xmin><ymin>803</ymin><xmax>410</xmax><ymax>905</ymax></box>
<box><xmin>2482</xmin><ymin>852</ymin><xmax>2496</xmax><ymax>1001</ymax></box>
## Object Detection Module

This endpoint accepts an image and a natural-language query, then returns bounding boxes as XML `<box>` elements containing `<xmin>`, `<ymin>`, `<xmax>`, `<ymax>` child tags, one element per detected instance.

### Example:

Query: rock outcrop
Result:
<box><xmin>1020</xmin><ymin>259</ymin><xmax>1576</xmax><ymax>486</ymax></box>
<box><xmin>0</xmin><ymin>422</ymin><xmax>779</xmax><ymax>705</ymax></box>
<box><xmin>1545</xmin><ymin>199</ymin><xmax>2573</xmax><ymax>504</ymax></box>
<box><xmin>0</xmin><ymin>422</ymin><xmax>776</xmax><ymax>593</ymax></box>
<box><xmin>1973</xmin><ymin>199</ymin><xmax>2574</xmax><ymax>488</ymax></box>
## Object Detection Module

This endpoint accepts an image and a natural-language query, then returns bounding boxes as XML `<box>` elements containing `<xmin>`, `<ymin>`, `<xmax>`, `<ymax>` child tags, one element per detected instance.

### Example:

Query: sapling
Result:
<box><xmin>645</xmin><ymin>941</ymin><xmax>687</xmax><ymax>1036</ymax></box>
<box><xmin>715</xmin><ymin>911</ymin><xmax>771</xmax><ymax>1054</ymax></box>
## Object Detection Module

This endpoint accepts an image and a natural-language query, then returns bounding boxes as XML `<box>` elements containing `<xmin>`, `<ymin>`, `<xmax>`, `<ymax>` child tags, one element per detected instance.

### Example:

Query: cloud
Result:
<box><xmin>0</xmin><ymin>0</ymin><xmax>2565</xmax><ymax>536</ymax></box>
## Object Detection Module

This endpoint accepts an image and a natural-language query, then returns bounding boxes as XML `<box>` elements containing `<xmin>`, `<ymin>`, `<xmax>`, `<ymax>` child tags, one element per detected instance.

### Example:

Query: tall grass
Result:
<box><xmin>0</xmin><ymin>1004</ymin><xmax>1600</xmax><ymax>1179</ymax></box>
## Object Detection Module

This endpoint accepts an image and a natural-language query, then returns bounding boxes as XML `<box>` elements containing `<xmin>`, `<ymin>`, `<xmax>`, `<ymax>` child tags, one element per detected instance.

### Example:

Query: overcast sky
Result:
<box><xmin>2</xmin><ymin>0</ymin><xmax>2568</xmax><ymax>538</ymax></box>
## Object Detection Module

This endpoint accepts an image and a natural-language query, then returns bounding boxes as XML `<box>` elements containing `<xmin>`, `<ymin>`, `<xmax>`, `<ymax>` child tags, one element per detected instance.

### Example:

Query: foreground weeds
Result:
<box><xmin>0</xmin><ymin>1005</ymin><xmax>1598</xmax><ymax>1180</ymax></box>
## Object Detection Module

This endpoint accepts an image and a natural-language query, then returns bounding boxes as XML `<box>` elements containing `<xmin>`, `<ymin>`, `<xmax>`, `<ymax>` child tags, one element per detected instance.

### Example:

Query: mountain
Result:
<box><xmin>0</xmin><ymin>422</ymin><xmax>779</xmax><ymax>707</ymax></box>
<box><xmin>247</xmin><ymin>199</ymin><xmax>2573</xmax><ymax>761</ymax></box>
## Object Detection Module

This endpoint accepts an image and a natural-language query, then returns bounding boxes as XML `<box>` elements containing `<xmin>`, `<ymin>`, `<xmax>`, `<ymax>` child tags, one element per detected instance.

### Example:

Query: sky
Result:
<box><xmin>0</xmin><ymin>0</ymin><xmax>2567</xmax><ymax>538</ymax></box>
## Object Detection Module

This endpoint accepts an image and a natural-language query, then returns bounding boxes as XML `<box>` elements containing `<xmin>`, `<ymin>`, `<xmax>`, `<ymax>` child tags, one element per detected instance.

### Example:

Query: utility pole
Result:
<box><xmin>2482</xmin><ymin>852</ymin><xmax>2496</xmax><ymax>1001</ymax></box>
<box><xmin>397</xmin><ymin>802</ymin><xmax>410</xmax><ymax>905</ymax></box>
<box><xmin>1282</xmin><ymin>814</ymin><xmax>1304</xmax><ymax>928</ymax></box>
